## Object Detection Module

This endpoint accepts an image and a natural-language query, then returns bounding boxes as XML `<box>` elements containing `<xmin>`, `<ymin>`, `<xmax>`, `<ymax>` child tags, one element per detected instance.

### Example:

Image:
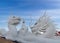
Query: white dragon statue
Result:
<box><xmin>6</xmin><ymin>16</ymin><xmax>21</xmax><ymax>41</ymax></box>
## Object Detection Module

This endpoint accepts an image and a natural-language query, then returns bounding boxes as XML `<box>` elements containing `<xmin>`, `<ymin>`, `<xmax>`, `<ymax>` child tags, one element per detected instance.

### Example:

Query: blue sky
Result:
<box><xmin>0</xmin><ymin>0</ymin><xmax>60</xmax><ymax>30</ymax></box>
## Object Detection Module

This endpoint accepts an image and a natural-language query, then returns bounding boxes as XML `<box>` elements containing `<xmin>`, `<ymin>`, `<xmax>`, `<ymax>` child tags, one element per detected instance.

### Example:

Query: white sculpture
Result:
<box><xmin>17</xmin><ymin>19</ymin><xmax>37</xmax><ymax>42</ymax></box>
<box><xmin>43</xmin><ymin>22</ymin><xmax>56</xmax><ymax>38</ymax></box>
<box><xmin>1</xmin><ymin>15</ymin><xmax>60</xmax><ymax>43</ymax></box>
<box><xmin>17</xmin><ymin>19</ymin><xmax>28</xmax><ymax>38</ymax></box>
<box><xmin>31</xmin><ymin>12</ymin><xmax>56</xmax><ymax>38</ymax></box>
<box><xmin>6</xmin><ymin>16</ymin><xmax>21</xmax><ymax>40</ymax></box>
